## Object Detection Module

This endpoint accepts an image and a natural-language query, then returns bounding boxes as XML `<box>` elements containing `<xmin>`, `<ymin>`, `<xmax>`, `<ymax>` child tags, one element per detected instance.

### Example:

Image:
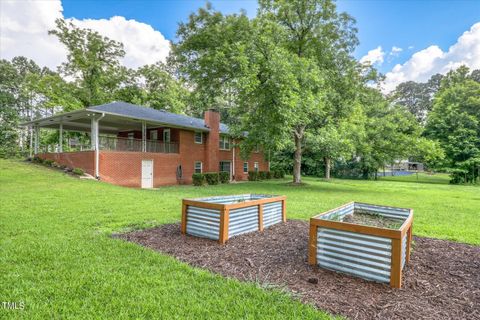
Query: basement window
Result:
<box><xmin>194</xmin><ymin>161</ymin><xmax>202</xmax><ymax>174</ymax></box>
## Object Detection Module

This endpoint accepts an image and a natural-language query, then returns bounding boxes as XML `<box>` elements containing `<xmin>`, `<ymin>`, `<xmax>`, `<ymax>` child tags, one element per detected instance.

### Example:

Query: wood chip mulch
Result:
<box><xmin>119</xmin><ymin>220</ymin><xmax>480</xmax><ymax>320</ymax></box>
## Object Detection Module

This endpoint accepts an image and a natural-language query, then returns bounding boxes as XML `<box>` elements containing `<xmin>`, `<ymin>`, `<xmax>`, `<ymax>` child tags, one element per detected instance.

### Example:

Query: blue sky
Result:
<box><xmin>62</xmin><ymin>0</ymin><xmax>480</xmax><ymax>74</ymax></box>
<box><xmin>1</xmin><ymin>0</ymin><xmax>479</xmax><ymax>92</ymax></box>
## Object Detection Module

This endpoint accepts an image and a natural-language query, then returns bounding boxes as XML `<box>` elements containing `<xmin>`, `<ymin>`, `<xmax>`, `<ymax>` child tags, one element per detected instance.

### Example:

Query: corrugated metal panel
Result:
<box><xmin>229</xmin><ymin>205</ymin><xmax>259</xmax><ymax>237</ymax></box>
<box><xmin>401</xmin><ymin>233</ymin><xmax>407</xmax><ymax>269</ymax></box>
<box><xmin>194</xmin><ymin>194</ymin><xmax>278</xmax><ymax>205</ymax></box>
<box><xmin>319</xmin><ymin>203</ymin><xmax>355</xmax><ymax>221</ymax></box>
<box><xmin>354</xmin><ymin>203</ymin><xmax>410</xmax><ymax>220</ymax></box>
<box><xmin>186</xmin><ymin>205</ymin><xmax>220</xmax><ymax>240</ymax></box>
<box><xmin>262</xmin><ymin>201</ymin><xmax>283</xmax><ymax>228</ymax></box>
<box><xmin>317</xmin><ymin>227</ymin><xmax>392</xmax><ymax>284</ymax></box>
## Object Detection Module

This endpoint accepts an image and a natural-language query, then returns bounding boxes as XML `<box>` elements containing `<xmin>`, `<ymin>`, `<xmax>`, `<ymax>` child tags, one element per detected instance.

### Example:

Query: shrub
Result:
<box><xmin>248</xmin><ymin>171</ymin><xmax>259</xmax><ymax>181</ymax></box>
<box><xmin>204</xmin><ymin>172</ymin><xmax>219</xmax><ymax>185</ymax></box>
<box><xmin>33</xmin><ymin>156</ymin><xmax>44</xmax><ymax>164</ymax></box>
<box><xmin>273</xmin><ymin>170</ymin><xmax>285</xmax><ymax>179</ymax></box>
<box><xmin>44</xmin><ymin>159</ymin><xmax>54</xmax><ymax>166</ymax></box>
<box><xmin>72</xmin><ymin>168</ymin><xmax>84</xmax><ymax>176</ymax></box>
<box><xmin>219</xmin><ymin>171</ymin><xmax>230</xmax><ymax>184</ymax></box>
<box><xmin>192</xmin><ymin>173</ymin><xmax>205</xmax><ymax>186</ymax></box>
<box><xmin>265</xmin><ymin>171</ymin><xmax>273</xmax><ymax>179</ymax></box>
<box><xmin>258</xmin><ymin>171</ymin><xmax>267</xmax><ymax>180</ymax></box>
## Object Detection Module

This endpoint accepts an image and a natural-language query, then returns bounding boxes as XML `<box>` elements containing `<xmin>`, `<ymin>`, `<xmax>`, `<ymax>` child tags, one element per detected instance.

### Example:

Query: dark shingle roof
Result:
<box><xmin>87</xmin><ymin>101</ymin><xmax>230</xmax><ymax>133</ymax></box>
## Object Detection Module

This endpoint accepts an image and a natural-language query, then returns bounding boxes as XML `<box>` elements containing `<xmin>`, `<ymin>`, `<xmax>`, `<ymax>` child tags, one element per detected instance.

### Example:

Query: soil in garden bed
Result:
<box><xmin>119</xmin><ymin>221</ymin><xmax>480</xmax><ymax>320</ymax></box>
<box><xmin>341</xmin><ymin>211</ymin><xmax>404</xmax><ymax>229</ymax></box>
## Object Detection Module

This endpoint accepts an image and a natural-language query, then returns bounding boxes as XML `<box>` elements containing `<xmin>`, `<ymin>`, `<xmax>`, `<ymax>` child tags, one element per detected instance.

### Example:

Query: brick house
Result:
<box><xmin>23</xmin><ymin>101</ymin><xmax>269</xmax><ymax>188</ymax></box>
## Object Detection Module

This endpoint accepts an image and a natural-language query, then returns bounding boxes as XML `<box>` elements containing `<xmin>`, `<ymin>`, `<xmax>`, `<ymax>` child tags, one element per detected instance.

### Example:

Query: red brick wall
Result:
<box><xmin>218</xmin><ymin>147</ymin><xmax>269</xmax><ymax>181</ymax></box>
<box><xmin>37</xmin><ymin>152</ymin><xmax>95</xmax><ymax>176</ymax></box>
<box><xmin>178</xmin><ymin>129</ymin><xmax>206</xmax><ymax>184</ymax></box>
<box><xmin>99</xmin><ymin>151</ymin><xmax>181</xmax><ymax>187</ymax></box>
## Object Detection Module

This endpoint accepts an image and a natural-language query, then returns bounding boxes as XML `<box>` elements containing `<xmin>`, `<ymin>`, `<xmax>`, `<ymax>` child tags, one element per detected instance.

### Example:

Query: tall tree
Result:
<box><xmin>391</xmin><ymin>73</ymin><xmax>443</xmax><ymax>124</ymax></box>
<box><xmin>173</xmin><ymin>1</ymin><xmax>360</xmax><ymax>183</ymax></box>
<box><xmin>137</xmin><ymin>62</ymin><xmax>191</xmax><ymax>114</ymax></box>
<box><xmin>49</xmin><ymin>19</ymin><xmax>126</xmax><ymax>106</ymax></box>
<box><xmin>425</xmin><ymin>67</ymin><xmax>480</xmax><ymax>183</ymax></box>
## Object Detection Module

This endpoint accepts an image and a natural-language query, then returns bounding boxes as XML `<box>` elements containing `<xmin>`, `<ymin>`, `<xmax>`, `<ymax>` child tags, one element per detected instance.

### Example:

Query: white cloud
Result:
<box><xmin>390</xmin><ymin>46</ymin><xmax>403</xmax><ymax>56</ymax></box>
<box><xmin>0</xmin><ymin>0</ymin><xmax>170</xmax><ymax>70</ymax></box>
<box><xmin>382</xmin><ymin>22</ymin><xmax>480</xmax><ymax>93</ymax></box>
<box><xmin>360</xmin><ymin>46</ymin><xmax>385</xmax><ymax>65</ymax></box>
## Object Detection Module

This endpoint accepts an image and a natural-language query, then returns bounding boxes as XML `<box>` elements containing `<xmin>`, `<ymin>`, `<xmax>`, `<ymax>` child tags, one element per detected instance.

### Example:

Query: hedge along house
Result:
<box><xmin>21</xmin><ymin>101</ymin><xmax>269</xmax><ymax>188</ymax></box>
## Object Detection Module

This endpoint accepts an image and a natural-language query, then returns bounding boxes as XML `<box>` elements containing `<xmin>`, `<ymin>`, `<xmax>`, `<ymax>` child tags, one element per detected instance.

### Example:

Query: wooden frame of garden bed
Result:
<box><xmin>308</xmin><ymin>202</ymin><xmax>413</xmax><ymax>288</ymax></box>
<box><xmin>181</xmin><ymin>195</ymin><xmax>287</xmax><ymax>244</ymax></box>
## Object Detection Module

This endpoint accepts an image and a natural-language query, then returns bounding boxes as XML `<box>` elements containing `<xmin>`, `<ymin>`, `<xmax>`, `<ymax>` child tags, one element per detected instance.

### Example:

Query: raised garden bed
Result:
<box><xmin>309</xmin><ymin>202</ymin><xmax>413</xmax><ymax>288</ymax></box>
<box><xmin>181</xmin><ymin>194</ymin><xmax>286</xmax><ymax>244</ymax></box>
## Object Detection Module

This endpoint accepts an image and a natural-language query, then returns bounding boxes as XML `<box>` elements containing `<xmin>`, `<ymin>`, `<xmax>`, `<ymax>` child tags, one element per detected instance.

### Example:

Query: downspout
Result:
<box><xmin>95</xmin><ymin>113</ymin><xmax>105</xmax><ymax>179</ymax></box>
<box><xmin>232</xmin><ymin>144</ymin><xmax>235</xmax><ymax>181</ymax></box>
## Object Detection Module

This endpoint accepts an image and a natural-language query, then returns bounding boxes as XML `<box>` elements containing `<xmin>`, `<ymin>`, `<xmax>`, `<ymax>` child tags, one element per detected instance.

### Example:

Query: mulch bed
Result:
<box><xmin>119</xmin><ymin>221</ymin><xmax>480</xmax><ymax>319</ymax></box>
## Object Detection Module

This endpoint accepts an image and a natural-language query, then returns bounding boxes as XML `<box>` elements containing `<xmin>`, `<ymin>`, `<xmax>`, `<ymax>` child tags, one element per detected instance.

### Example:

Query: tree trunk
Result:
<box><xmin>293</xmin><ymin>127</ymin><xmax>304</xmax><ymax>184</ymax></box>
<box><xmin>324</xmin><ymin>157</ymin><xmax>331</xmax><ymax>179</ymax></box>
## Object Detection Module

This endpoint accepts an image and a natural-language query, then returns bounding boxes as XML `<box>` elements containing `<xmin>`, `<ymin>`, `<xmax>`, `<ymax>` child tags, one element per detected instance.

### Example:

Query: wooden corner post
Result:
<box><xmin>282</xmin><ymin>199</ymin><xmax>287</xmax><ymax>223</ymax></box>
<box><xmin>258</xmin><ymin>204</ymin><xmax>264</xmax><ymax>232</ymax></box>
<box><xmin>390</xmin><ymin>238</ymin><xmax>402</xmax><ymax>288</ymax></box>
<box><xmin>308</xmin><ymin>223</ymin><xmax>318</xmax><ymax>265</ymax></box>
<box><xmin>219</xmin><ymin>207</ymin><xmax>229</xmax><ymax>244</ymax></box>
<box><xmin>181</xmin><ymin>201</ymin><xmax>187</xmax><ymax>234</ymax></box>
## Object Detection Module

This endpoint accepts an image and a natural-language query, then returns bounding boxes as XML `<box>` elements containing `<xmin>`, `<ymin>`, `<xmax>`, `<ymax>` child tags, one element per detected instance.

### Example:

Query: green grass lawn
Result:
<box><xmin>1</xmin><ymin>160</ymin><xmax>478</xmax><ymax>319</ymax></box>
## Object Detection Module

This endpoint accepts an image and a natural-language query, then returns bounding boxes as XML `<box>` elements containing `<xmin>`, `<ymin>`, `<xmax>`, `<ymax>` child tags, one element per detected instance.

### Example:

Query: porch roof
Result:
<box><xmin>20</xmin><ymin>101</ymin><xmax>231</xmax><ymax>134</ymax></box>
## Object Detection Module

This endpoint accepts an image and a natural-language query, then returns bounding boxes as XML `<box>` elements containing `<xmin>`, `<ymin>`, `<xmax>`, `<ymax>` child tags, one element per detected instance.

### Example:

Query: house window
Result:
<box><xmin>194</xmin><ymin>132</ymin><xmax>203</xmax><ymax>144</ymax></box>
<box><xmin>194</xmin><ymin>161</ymin><xmax>202</xmax><ymax>173</ymax></box>
<box><xmin>219</xmin><ymin>135</ymin><xmax>231</xmax><ymax>150</ymax></box>
<box><xmin>254</xmin><ymin>162</ymin><xmax>259</xmax><ymax>172</ymax></box>
<box><xmin>149</xmin><ymin>130</ymin><xmax>158</xmax><ymax>140</ymax></box>
<box><xmin>243</xmin><ymin>162</ymin><xmax>248</xmax><ymax>173</ymax></box>
<box><xmin>163</xmin><ymin>129</ymin><xmax>171</xmax><ymax>142</ymax></box>
<box><xmin>219</xmin><ymin>161</ymin><xmax>231</xmax><ymax>173</ymax></box>
<box><xmin>254</xmin><ymin>145</ymin><xmax>260</xmax><ymax>153</ymax></box>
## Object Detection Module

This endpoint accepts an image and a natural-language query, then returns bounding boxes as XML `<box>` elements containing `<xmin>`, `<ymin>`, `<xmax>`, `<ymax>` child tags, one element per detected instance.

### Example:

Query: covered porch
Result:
<box><xmin>23</xmin><ymin>108</ymin><xmax>182</xmax><ymax>178</ymax></box>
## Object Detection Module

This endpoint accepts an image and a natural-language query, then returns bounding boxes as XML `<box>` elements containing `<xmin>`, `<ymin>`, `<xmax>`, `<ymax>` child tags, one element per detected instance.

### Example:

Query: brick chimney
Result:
<box><xmin>204</xmin><ymin>109</ymin><xmax>220</xmax><ymax>172</ymax></box>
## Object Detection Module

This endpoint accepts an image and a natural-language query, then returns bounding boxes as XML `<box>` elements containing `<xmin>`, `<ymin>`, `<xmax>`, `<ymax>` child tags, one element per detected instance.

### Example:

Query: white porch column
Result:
<box><xmin>34</xmin><ymin>125</ymin><xmax>39</xmax><ymax>155</ymax></box>
<box><xmin>90</xmin><ymin>117</ymin><xmax>97</xmax><ymax>150</ymax></box>
<box><xmin>93</xmin><ymin>113</ymin><xmax>105</xmax><ymax>179</ymax></box>
<box><xmin>142</xmin><ymin>121</ymin><xmax>146</xmax><ymax>152</ymax></box>
<box><xmin>59</xmin><ymin>123</ymin><xmax>63</xmax><ymax>153</ymax></box>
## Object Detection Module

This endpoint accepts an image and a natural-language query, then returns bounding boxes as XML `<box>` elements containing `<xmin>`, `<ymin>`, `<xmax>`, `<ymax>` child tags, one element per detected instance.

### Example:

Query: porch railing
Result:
<box><xmin>99</xmin><ymin>136</ymin><xmax>179</xmax><ymax>153</ymax></box>
<box><xmin>38</xmin><ymin>135</ymin><xmax>179</xmax><ymax>154</ymax></box>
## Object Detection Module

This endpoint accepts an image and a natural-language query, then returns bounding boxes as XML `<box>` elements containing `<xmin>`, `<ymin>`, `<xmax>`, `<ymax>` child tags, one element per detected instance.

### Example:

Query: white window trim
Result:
<box><xmin>194</xmin><ymin>132</ymin><xmax>203</xmax><ymax>144</ymax></box>
<box><xmin>243</xmin><ymin>162</ymin><xmax>248</xmax><ymax>173</ymax></box>
<box><xmin>194</xmin><ymin>161</ymin><xmax>203</xmax><ymax>173</ymax></box>
<box><xmin>219</xmin><ymin>135</ymin><xmax>231</xmax><ymax>150</ymax></box>
<box><xmin>254</xmin><ymin>162</ymin><xmax>259</xmax><ymax>172</ymax></box>
<box><xmin>163</xmin><ymin>129</ymin><xmax>171</xmax><ymax>142</ymax></box>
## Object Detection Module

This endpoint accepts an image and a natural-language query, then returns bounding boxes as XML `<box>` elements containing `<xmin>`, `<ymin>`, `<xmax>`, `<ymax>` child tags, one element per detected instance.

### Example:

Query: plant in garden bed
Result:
<box><xmin>248</xmin><ymin>171</ymin><xmax>259</xmax><ymax>181</ymax></box>
<box><xmin>72</xmin><ymin>168</ymin><xmax>84</xmax><ymax>176</ymax></box>
<box><xmin>192</xmin><ymin>173</ymin><xmax>206</xmax><ymax>186</ymax></box>
<box><xmin>204</xmin><ymin>172</ymin><xmax>219</xmax><ymax>185</ymax></box>
<box><xmin>219</xmin><ymin>172</ymin><xmax>230</xmax><ymax>184</ymax></box>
